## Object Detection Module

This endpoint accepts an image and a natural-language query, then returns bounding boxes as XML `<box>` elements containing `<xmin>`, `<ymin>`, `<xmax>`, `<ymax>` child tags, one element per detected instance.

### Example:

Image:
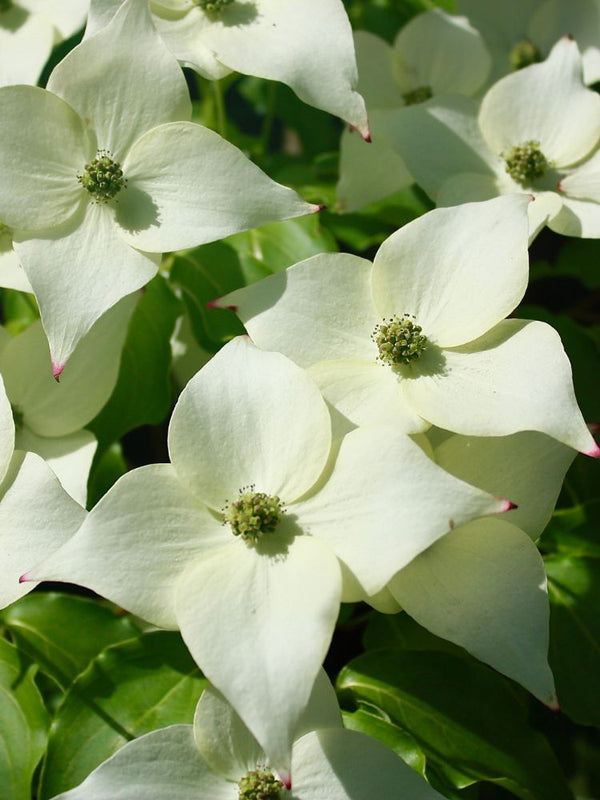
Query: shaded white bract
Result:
<box><xmin>386</xmin><ymin>38</ymin><xmax>600</xmax><ymax>238</ymax></box>
<box><xmin>49</xmin><ymin>674</ymin><xmax>447</xmax><ymax>799</ymax></box>
<box><xmin>86</xmin><ymin>0</ymin><xmax>369</xmax><ymax>137</ymax></box>
<box><xmin>218</xmin><ymin>196</ymin><xmax>598</xmax><ymax>454</ymax></box>
<box><xmin>26</xmin><ymin>337</ymin><xmax>508</xmax><ymax>774</ymax></box>
<box><xmin>0</xmin><ymin>0</ymin><xmax>317</xmax><ymax>372</ymax></box>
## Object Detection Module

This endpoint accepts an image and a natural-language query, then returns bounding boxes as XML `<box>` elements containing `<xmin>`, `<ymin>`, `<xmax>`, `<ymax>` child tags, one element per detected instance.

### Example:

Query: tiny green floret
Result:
<box><xmin>78</xmin><ymin>150</ymin><xmax>126</xmax><ymax>203</ymax></box>
<box><xmin>194</xmin><ymin>0</ymin><xmax>234</xmax><ymax>11</ymax></box>
<box><xmin>238</xmin><ymin>768</ymin><xmax>284</xmax><ymax>800</ymax></box>
<box><xmin>403</xmin><ymin>85</ymin><xmax>433</xmax><ymax>106</ymax></box>
<box><xmin>225</xmin><ymin>486</ymin><xmax>284</xmax><ymax>543</ymax></box>
<box><xmin>373</xmin><ymin>313</ymin><xmax>428</xmax><ymax>366</ymax></box>
<box><xmin>504</xmin><ymin>140</ymin><xmax>549</xmax><ymax>185</ymax></box>
<box><xmin>509</xmin><ymin>38</ymin><xmax>542</xmax><ymax>71</ymax></box>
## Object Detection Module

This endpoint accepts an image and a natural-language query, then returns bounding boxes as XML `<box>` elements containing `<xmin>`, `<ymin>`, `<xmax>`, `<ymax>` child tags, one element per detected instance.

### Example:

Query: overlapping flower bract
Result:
<box><xmin>0</xmin><ymin>1</ymin><xmax>598</xmax><ymax>797</ymax></box>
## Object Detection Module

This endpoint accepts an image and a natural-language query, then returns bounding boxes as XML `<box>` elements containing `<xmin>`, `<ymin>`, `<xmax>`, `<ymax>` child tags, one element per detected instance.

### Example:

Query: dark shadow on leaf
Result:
<box><xmin>116</xmin><ymin>186</ymin><xmax>160</xmax><ymax>233</ymax></box>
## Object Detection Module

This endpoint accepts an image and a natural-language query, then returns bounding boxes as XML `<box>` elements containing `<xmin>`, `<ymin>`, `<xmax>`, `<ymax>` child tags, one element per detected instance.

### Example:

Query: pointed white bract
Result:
<box><xmin>85</xmin><ymin>0</ymin><xmax>368</xmax><ymax>136</ymax></box>
<box><xmin>0</xmin><ymin>0</ymin><xmax>89</xmax><ymax>88</ymax></box>
<box><xmin>388</xmin><ymin>38</ymin><xmax>600</xmax><ymax>238</ymax></box>
<box><xmin>0</xmin><ymin>0</ymin><xmax>317</xmax><ymax>369</ymax></box>
<box><xmin>49</xmin><ymin>674</ymin><xmax>447</xmax><ymax>799</ymax></box>
<box><xmin>0</xmin><ymin>295</ymin><xmax>135</xmax><ymax>503</ymax></box>
<box><xmin>337</xmin><ymin>10</ymin><xmax>490</xmax><ymax>212</ymax></box>
<box><xmin>26</xmin><ymin>337</ymin><xmax>507</xmax><ymax>773</ymax></box>
<box><xmin>218</xmin><ymin>196</ymin><xmax>598</xmax><ymax>454</ymax></box>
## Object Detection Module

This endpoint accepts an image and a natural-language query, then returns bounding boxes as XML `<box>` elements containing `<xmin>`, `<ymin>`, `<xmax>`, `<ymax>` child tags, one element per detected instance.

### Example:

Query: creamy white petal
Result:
<box><xmin>548</xmin><ymin>194</ymin><xmax>600</xmax><ymax>238</ymax></box>
<box><xmin>0</xmin><ymin>8</ymin><xmax>54</xmax><ymax>88</ymax></box>
<box><xmin>169</xmin><ymin>338</ymin><xmax>332</xmax><ymax>509</ymax></box>
<box><xmin>436</xmin><ymin>432</ymin><xmax>576</xmax><ymax>540</ymax></box>
<box><xmin>353</xmin><ymin>30</ymin><xmax>403</xmax><ymax>108</ymax></box>
<box><xmin>22</xmin><ymin>0</ymin><xmax>89</xmax><ymax>39</ymax></box>
<box><xmin>0</xmin><ymin>85</ymin><xmax>89</xmax><ymax>231</ymax></box>
<box><xmin>0</xmin><ymin>375</ymin><xmax>14</xmax><ymax>485</ymax></box>
<box><xmin>24</xmin><ymin>463</ymin><xmax>227</xmax><ymax>628</ymax></box>
<box><xmin>390</xmin><ymin>518</ymin><xmax>557</xmax><ymax>705</ymax></box>
<box><xmin>176</xmin><ymin>535</ymin><xmax>342</xmax><ymax>774</ymax></box>
<box><xmin>14</xmin><ymin>202</ymin><xmax>158</xmax><ymax>370</ymax></box>
<box><xmin>118</xmin><ymin>122</ymin><xmax>317</xmax><ymax>253</ymax></box>
<box><xmin>48</xmin><ymin>0</ymin><xmax>191</xmax><ymax>159</ymax></box>
<box><xmin>372</xmin><ymin>196</ymin><xmax>530</xmax><ymax>347</ymax></box>
<box><xmin>479</xmin><ymin>37</ymin><xmax>600</xmax><ymax>166</ymax></box>
<box><xmin>403</xmin><ymin>319</ymin><xmax>597</xmax><ymax>453</ymax></box>
<box><xmin>0</xmin><ymin>451</ymin><xmax>85</xmax><ymax>610</ymax></box>
<box><xmin>296</xmin><ymin>426</ymin><xmax>509</xmax><ymax>595</ymax></box>
<box><xmin>218</xmin><ymin>253</ymin><xmax>377</xmax><ymax>366</ymax></box>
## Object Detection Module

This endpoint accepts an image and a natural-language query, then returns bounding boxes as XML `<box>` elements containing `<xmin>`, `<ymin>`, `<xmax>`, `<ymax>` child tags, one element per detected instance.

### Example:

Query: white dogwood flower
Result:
<box><xmin>85</xmin><ymin>0</ymin><xmax>369</xmax><ymax>137</ymax></box>
<box><xmin>25</xmin><ymin>338</ymin><xmax>509</xmax><ymax>775</ymax></box>
<box><xmin>0</xmin><ymin>0</ymin><xmax>317</xmax><ymax>374</ymax></box>
<box><xmin>215</xmin><ymin>195</ymin><xmax>599</xmax><ymax>455</ymax></box>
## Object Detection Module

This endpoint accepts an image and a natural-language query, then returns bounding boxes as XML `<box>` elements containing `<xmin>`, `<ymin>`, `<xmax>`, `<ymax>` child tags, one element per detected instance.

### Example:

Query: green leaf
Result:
<box><xmin>337</xmin><ymin>648</ymin><xmax>573</xmax><ymax>800</ymax></box>
<box><xmin>38</xmin><ymin>631</ymin><xmax>206</xmax><ymax>799</ymax></box>
<box><xmin>363</xmin><ymin>609</ymin><xmax>465</xmax><ymax>657</ymax></box>
<box><xmin>0</xmin><ymin>289</ymin><xmax>39</xmax><ymax>336</ymax></box>
<box><xmin>545</xmin><ymin>553</ymin><xmax>600</xmax><ymax>727</ymax></box>
<box><xmin>2</xmin><ymin>592</ymin><xmax>140</xmax><ymax>689</ymax></box>
<box><xmin>540</xmin><ymin>502</ymin><xmax>600</xmax><ymax>558</ymax></box>
<box><xmin>88</xmin><ymin>275</ymin><xmax>180</xmax><ymax>456</ymax></box>
<box><xmin>342</xmin><ymin>708</ymin><xmax>427</xmax><ymax>776</ymax></box>
<box><xmin>0</xmin><ymin>638</ymin><xmax>49</xmax><ymax>800</ymax></box>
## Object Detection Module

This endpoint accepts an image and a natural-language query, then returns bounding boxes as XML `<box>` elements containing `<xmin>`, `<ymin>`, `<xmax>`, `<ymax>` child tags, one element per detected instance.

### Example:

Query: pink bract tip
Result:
<box><xmin>311</xmin><ymin>203</ymin><xmax>326</xmax><ymax>214</ymax></box>
<box><xmin>362</xmin><ymin>127</ymin><xmax>372</xmax><ymax>143</ymax></box>
<box><xmin>499</xmin><ymin>499</ymin><xmax>518</xmax><ymax>512</ymax></box>
<box><xmin>279</xmin><ymin>771</ymin><xmax>292</xmax><ymax>790</ymax></box>
<box><xmin>584</xmin><ymin>441</ymin><xmax>600</xmax><ymax>459</ymax></box>
<box><xmin>556</xmin><ymin>180</ymin><xmax>564</xmax><ymax>193</ymax></box>
<box><xmin>52</xmin><ymin>362</ymin><xmax>64</xmax><ymax>382</ymax></box>
<box><xmin>207</xmin><ymin>298</ymin><xmax>237</xmax><ymax>312</ymax></box>
<box><xmin>19</xmin><ymin>572</ymin><xmax>33</xmax><ymax>584</ymax></box>
<box><xmin>563</xmin><ymin>33</ymin><xmax>574</xmax><ymax>41</ymax></box>
<box><xmin>546</xmin><ymin>697</ymin><xmax>561</xmax><ymax>712</ymax></box>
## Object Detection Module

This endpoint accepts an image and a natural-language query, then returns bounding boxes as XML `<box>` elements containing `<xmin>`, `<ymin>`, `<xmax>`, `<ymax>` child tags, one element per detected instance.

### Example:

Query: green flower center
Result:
<box><xmin>238</xmin><ymin>768</ymin><xmax>284</xmax><ymax>800</ymax></box>
<box><xmin>224</xmin><ymin>487</ymin><xmax>284</xmax><ymax>543</ymax></box>
<box><xmin>504</xmin><ymin>140</ymin><xmax>549</xmax><ymax>185</ymax></box>
<box><xmin>373</xmin><ymin>314</ymin><xmax>428</xmax><ymax>366</ymax></box>
<box><xmin>0</xmin><ymin>1</ymin><xmax>13</xmax><ymax>12</ymax></box>
<box><xmin>78</xmin><ymin>151</ymin><xmax>126</xmax><ymax>203</ymax></box>
<box><xmin>194</xmin><ymin>0</ymin><xmax>234</xmax><ymax>11</ymax></box>
<box><xmin>509</xmin><ymin>38</ymin><xmax>542</xmax><ymax>71</ymax></box>
<box><xmin>403</xmin><ymin>85</ymin><xmax>433</xmax><ymax>106</ymax></box>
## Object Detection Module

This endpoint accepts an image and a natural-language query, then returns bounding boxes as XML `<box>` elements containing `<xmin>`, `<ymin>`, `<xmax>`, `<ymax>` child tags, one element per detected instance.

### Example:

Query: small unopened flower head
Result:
<box><xmin>238</xmin><ymin>768</ymin><xmax>284</xmax><ymax>800</ymax></box>
<box><xmin>78</xmin><ymin>150</ymin><xmax>126</xmax><ymax>203</ymax></box>
<box><xmin>224</xmin><ymin>486</ymin><xmax>284</xmax><ymax>543</ymax></box>
<box><xmin>373</xmin><ymin>313</ymin><xmax>428</xmax><ymax>366</ymax></box>
<box><xmin>504</xmin><ymin>141</ymin><xmax>549</xmax><ymax>186</ymax></box>
<box><xmin>509</xmin><ymin>38</ymin><xmax>543</xmax><ymax>71</ymax></box>
<box><xmin>194</xmin><ymin>0</ymin><xmax>234</xmax><ymax>11</ymax></box>
<box><xmin>403</xmin><ymin>85</ymin><xmax>433</xmax><ymax>106</ymax></box>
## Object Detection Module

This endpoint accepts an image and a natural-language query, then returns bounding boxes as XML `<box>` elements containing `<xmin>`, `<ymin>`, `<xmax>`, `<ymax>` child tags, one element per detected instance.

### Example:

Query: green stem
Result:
<box><xmin>213</xmin><ymin>79</ymin><xmax>227</xmax><ymax>139</ymax></box>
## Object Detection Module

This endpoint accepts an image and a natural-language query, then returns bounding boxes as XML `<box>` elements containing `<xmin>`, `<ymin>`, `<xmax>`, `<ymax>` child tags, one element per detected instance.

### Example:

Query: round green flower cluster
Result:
<box><xmin>225</xmin><ymin>488</ymin><xmax>284</xmax><ymax>542</ymax></box>
<box><xmin>504</xmin><ymin>140</ymin><xmax>549</xmax><ymax>185</ymax></box>
<box><xmin>194</xmin><ymin>0</ymin><xmax>234</xmax><ymax>11</ymax></box>
<box><xmin>509</xmin><ymin>38</ymin><xmax>543</xmax><ymax>71</ymax></box>
<box><xmin>78</xmin><ymin>151</ymin><xmax>126</xmax><ymax>203</ymax></box>
<box><xmin>238</xmin><ymin>768</ymin><xmax>284</xmax><ymax>800</ymax></box>
<box><xmin>373</xmin><ymin>314</ymin><xmax>428</xmax><ymax>366</ymax></box>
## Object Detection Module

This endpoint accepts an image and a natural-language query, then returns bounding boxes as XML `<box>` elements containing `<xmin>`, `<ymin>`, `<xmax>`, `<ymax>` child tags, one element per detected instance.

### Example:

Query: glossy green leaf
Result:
<box><xmin>364</xmin><ymin>610</ymin><xmax>465</xmax><ymax>657</ymax></box>
<box><xmin>546</xmin><ymin>553</ymin><xmax>600</xmax><ymax>727</ymax></box>
<box><xmin>38</xmin><ymin>631</ymin><xmax>206</xmax><ymax>798</ymax></box>
<box><xmin>0</xmin><ymin>638</ymin><xmax>49</xmax><ymax>800</ymax></box>
<box><xmin>88</xmin><ymin>275</ymin><xmax>181</xmax><ymax>456</ymax></box>
<box><xmin>2</xmin><ymin>592</ymin><xmax>140</xmax><ymax>689</ymax></box>
<box><xmin>342</xmin><ymin>708</ymin><xmax>427</xmax><ymax>776</ymax></box>
<box><xmin>337</xmin><ymin>648</ymin><xmax>573</xmax><ymax>800</ymax></box>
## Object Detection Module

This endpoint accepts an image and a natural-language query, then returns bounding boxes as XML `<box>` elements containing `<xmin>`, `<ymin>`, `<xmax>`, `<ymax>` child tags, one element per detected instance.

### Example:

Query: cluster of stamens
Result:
<box><xmin>194</xmin><ymin>0</ymin><xmax>234</xmax><ymax>11</ymax></box>
<box><xmin>78</xmin><ymin>150</ymin><xmax>126</xmax><ymax>203</ymax></box>
<box><xmin>373</xmin><ymin>313</ymin><xmax>428</xmax><ymax>366</ymax></box>
<box><xmin>224</xmin><ymin>486</ymin><xmax>284</xmax><ymax>543</ymax></box>
<box><xmin>238</xmin><ymin>768</ymin><xmax>284</xmax><ymax>800</ymax></box>
<box><xmin>402</xmin><ymin>85</ymin><xmax>433</xmax><ymax>106</ymax></box>
<box><xmin>509</xmin><ymin>38</ymin><xmax>542</xmax><ymax>71</ymax></box>
<box><xmin>504</xmin><ymin>140</ymin><xmax>549</xmax><ymax>186</ymax></box>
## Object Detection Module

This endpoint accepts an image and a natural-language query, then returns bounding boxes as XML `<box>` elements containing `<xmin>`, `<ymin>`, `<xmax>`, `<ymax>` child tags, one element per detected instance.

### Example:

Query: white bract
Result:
<box><xmin>374</xmin><ymin>430</ymin><xmax>577</xmax><ymax>705</ymax></box>
<box><xmin>0</xmin><ymin>0</ymin><xmax>89</xmax><ymax>88</ymax></box>
<box><xmin>386</xmin><ymin>38</ymin><xmax>600</xmax><ymax>238</ymax></box>
<box><xmin>337</xmin><ymin>9</ymin><xmax>491</xmax><ymax>211</ymax></box>
<box><xmin>25</xmin><ymin>337</ymin><xmax>509</xmax><ymax>774</ymax></box>
<box><xmin>0</xmin><ymin>374</ymin><xmax>86</xmax><ymax>610</ymax></box>
<box><xmin>85</xmin><ymin>0</ymin><xmax>369</xmax><ymax>137</ymax></box>
<box><xmin>217</xmin><ymin>196</ymin><xmax>598</xmax><ymax>454</ymax></box>
<box><xmin>0</xmin><ymin>0</ymin><xmax>317</xmax><ymax>373</ymax></box>
<box><xmin>0</xmin><ymin>295</ymin><xmax>135</xmax><ymax>504</ymax></box>
<box><xmin>458</xmin><ymin>0</ymin><xmax>600</xmax><ymax>84</ymax></box>
<box><xmin>49</xmin><ymin>673</ymin><xmax>446</xmax><ymax>799</ymax></box>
